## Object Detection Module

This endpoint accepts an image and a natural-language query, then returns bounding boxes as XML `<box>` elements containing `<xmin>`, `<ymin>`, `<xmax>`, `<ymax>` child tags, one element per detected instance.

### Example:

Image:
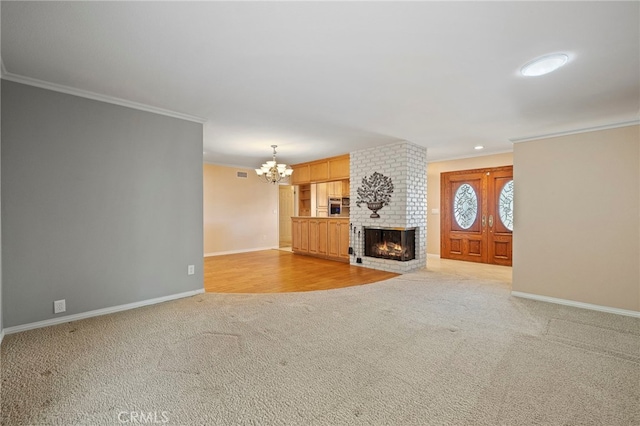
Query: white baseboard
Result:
<box><xmin>427</xmin><ymin>253</ymin><xmax>441</xmax><ymax>259</ymax></box>
<box><xmin>204</xmin><ymin>246</ymin><xmax>279</xmax><ymax>257</ymax></box>
<box><xmin>3</xmin><ymin>289</ymin><xmax>205</xmax><ymax>335</ymax></box>
<box><xmin>511</xmin><ymin>291</ymin><xmax>640</xmax><ymax>318</ymax></box>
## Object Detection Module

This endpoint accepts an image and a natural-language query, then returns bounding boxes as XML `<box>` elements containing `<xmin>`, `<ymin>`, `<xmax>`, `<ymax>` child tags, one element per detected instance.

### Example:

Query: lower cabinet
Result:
<box><xmin>328</xmin><ymin>219</ymin><xmax>350</xmax><ymax>260</ymax></box>
<box><xmin>339</xmin><ymin>221</ymin><xmax>350</xmax><ymax>259</ymax></box>
<box><xmin>293</xmin><ymin>217</ymin><xmax>348</xmax><ymax>262</ymax></box>
<box><xmin>309</xmin><ymin>219</ymin><xmax>328</xmax><ymax>256</ymax></box>
<box><xmin>319</xmin><ymin>221</ymin><xmax>329</xmax><ymax>256</ymax></box>
<box><xmin>292</xmin><ymin>218</ymin><xmax>309</xmax><ymax>253</ymax></box>
<box><xmin>327</xmin><ymin>220</ymin><xmax>340</xmax><ymax>258</ymax></box>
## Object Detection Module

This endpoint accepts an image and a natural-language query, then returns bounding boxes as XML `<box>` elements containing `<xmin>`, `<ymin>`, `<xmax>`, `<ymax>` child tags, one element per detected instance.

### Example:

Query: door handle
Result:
<box><xmin>482</xmin><ymin>215</ymin><xmax>486</xmax><ymax>228</ymax></box>
<box><xmin>488</xmin><ymin>215</ymin><xmax>494</xmax><ymax>228</ymax></box>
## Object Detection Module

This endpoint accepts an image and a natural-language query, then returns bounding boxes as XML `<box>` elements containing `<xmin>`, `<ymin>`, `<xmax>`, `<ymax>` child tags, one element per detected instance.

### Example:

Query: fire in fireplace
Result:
<box><xmin>364</xmin><ymin>227</ymin><xmax>416</xmax><ymax>262</ymax></box>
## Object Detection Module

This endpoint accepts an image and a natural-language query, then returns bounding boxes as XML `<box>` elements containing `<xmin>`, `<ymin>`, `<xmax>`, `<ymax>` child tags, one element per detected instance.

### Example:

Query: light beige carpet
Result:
<box><xmin>2</xmin><ymin>269</ymin><xmax>639</xmax><ymax>425</ymax></box>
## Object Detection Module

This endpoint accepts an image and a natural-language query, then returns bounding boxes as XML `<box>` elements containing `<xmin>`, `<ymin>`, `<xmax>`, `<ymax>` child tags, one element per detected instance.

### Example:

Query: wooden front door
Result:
<box><xmin>487</xmin><ymin>168</ymin><xmax>513</xmax><ymax>266</ymax></box>
<box><xmin>441</xmin><ymin>166</ymin><xmax>513</xmax><ymax>266</ymax></box>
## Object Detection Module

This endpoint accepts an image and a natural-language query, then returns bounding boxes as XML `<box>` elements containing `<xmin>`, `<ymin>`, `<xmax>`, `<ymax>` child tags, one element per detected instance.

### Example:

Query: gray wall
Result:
<box><xmin>0</xmin><ymin>51</ymin><xmax>3</xmax><ymax>337</ymax></box>
<box><xmin>2</xmin><ymin>80</ymin><xmax>204</xmax><ymax>328</ymax></box>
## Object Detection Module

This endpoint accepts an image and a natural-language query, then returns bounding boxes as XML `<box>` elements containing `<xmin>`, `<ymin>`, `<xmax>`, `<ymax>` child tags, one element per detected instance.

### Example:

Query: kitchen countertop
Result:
<box><xmin>291</xmin><ymin>216</ymin><xmax>349</xmax><ymax>219</ymax></box>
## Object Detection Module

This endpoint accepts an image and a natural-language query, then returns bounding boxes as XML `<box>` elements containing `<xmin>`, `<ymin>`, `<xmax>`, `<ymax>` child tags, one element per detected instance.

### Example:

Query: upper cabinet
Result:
<box><xmin>291</xmin><ymin>154</ymin><xmax>349</xmax><ymax>185</ymax></box>
<box><xmin>310</xmin><ymin>161</ymin><xmax>329</xmax><ymax>182</ymax></box>
<box><xmin>327</xmin><ymin>181</ymin><xmax>342</xmax><ymax>197</ymax></box>
<box><xmin>328</xmin><ymin>155</ymin><xmax>350</xmax><ymax>180</ymax></box>
<box><xmin>341</xmin><ymin>180</ymin><xmax>350</xmax><ymax>197</ymax></box>
<box><xmin>291</xmin><ymin>164</ymin><xmax>310</xmax><ymax>185</ymax></box>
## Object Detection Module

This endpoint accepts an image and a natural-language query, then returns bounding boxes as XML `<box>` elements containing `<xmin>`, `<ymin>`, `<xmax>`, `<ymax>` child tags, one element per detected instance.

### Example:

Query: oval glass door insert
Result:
<box><xmin>499</xmin><ymin>180</ymin><xmax>514</xmax><ymax>231</ymax></box>
<box><xmin>453</xmin><ymin>184</ymin><xmax>478</xmax><ymax>229</ymax></box>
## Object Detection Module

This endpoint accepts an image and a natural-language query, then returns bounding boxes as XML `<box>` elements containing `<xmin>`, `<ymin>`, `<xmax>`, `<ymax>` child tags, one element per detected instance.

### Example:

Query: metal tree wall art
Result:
<box><xmin>356</xmin><ymin>172</ymin><xmax>394</xmax><ymax>218</ymax></box>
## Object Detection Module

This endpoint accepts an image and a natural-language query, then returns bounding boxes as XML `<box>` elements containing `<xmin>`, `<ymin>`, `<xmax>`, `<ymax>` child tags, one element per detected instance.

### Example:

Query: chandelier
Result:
<box><xmin>255</xmin><ymin>145</ymin><xmax>294</xmax><ymax>184</ymax></box>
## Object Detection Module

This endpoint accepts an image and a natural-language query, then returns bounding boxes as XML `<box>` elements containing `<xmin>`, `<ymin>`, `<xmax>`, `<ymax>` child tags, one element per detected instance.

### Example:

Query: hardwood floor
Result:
<box><xmin>204</xmin><ymin>250</ymin><xmax>399</xmax><ymax>293</ymax></box>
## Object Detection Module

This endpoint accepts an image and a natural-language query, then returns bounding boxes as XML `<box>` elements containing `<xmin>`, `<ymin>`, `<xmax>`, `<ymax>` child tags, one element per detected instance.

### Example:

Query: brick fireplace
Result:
<box><xmin>349</xmin><ymin>141</ymin><xmax>426</xmax><ymax>273</ymax></box>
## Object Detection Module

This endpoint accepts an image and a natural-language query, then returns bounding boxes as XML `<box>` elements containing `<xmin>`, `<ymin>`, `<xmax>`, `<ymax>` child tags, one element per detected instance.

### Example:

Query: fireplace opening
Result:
<box><xmin>364</xmin><ymin>227</ymin><xmax>416</xmax><ymax>262</ymax></box>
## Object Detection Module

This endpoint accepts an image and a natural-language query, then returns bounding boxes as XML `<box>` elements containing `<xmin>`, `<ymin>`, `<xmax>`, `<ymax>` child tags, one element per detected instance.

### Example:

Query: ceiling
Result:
<box><xmin>2</xmin><ymin>2</ymin><xmax>639</xmax><ymax>168</ymax></box>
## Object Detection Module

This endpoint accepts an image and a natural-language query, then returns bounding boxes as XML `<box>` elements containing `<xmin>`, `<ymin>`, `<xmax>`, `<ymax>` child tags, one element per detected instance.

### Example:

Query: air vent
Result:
<box><xmin>236</xmin><ymin>171</ymin><xmax>248</xmax><ymax>178</ymax></box>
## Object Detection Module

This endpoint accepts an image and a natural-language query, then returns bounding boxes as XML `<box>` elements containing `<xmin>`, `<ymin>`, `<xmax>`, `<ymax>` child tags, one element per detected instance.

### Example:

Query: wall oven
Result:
<box><xmin>329</xmin><ymin>197</ymin><xmax>341</xmax><ymax>216</ymax></box>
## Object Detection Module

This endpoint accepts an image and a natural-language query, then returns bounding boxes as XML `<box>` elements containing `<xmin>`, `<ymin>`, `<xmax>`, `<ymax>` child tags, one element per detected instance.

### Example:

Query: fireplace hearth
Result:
<box><xmin>364</xmin><ymin>227</ymin><xmax>416</xmax><ymax>262</ymax></box>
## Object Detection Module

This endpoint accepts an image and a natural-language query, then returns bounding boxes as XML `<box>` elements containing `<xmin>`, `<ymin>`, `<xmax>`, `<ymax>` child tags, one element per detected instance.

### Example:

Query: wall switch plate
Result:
<box><xmin>188</xmin><ymin>265</ymin><xmax>195</xmax><ymax>275</ymax></box>
<box><xmin>54</xmin><ymin>299</ymin><xmax>66</xmax><ymax>314</ymax></box>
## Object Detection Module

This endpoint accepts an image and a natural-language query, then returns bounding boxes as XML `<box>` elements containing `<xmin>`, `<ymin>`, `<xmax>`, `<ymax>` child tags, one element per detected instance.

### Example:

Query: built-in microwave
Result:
<box><xmin>329</xmin><ymin>197</ymin><xmax>341</xmax><ymax>216</ymax></box>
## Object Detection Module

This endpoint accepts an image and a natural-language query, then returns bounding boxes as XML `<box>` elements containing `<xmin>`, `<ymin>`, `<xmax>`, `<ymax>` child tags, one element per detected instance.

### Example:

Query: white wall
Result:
<box><xmin>203</xmin><ymin>163</ymin><xmax>279</xmax><ymax>255</ymax></box>
<box><xmin>513</xmin><ymin>125</ymin><xmax>639</xmax><ymax>312</ymax></box>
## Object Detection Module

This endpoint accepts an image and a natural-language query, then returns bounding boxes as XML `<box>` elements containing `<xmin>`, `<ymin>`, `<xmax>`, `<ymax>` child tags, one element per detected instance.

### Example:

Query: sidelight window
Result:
<box><xmin>499</xmin><ymin>180</ymin><xmax>514</xmax><ymax>231</ymax></box>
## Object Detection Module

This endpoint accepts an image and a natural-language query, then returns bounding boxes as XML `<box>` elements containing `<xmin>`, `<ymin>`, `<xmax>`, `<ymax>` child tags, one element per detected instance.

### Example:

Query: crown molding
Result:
<box><xmin>0</xmin><ymin>71</ymin><xmax>207</xmax><ymax>124</ymax></box>
<box><xmin>427</xmin><ymin>149</ymin><xmax>513</xmax><ymax>164</ymax></box>
<box><xmin>203</xmin><ymin>160</ymin><xmax>258</xmax><ymax>169</ymax></box>
<box><xmin>509</xmin><ymin>119</ymin><xmax>640</xmax><ymax>144</ymax></box>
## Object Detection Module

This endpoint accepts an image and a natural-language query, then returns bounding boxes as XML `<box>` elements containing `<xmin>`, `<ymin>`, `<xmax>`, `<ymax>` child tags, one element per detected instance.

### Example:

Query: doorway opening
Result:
<box><xmin>440</xmin><ymin>166</ymin><xmax>513</xmax><ymax>266</ymax></box>
<box><xmin>278</xmin><ymin>185</ymin><xmax>295</xmax><ymax>248</ymax></box>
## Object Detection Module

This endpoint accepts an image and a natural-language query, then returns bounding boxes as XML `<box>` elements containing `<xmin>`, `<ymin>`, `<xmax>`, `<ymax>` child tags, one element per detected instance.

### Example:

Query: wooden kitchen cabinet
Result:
<box><xmin>300</xmin><ymin>219</ymin><xmax>309</xmax><ymax>252</ymax></box>
<box><xmin>292</xmin><ymin>217</ymin><xmax>347</xmax><ymax>262</ymax></box>
<box><xmin>315</xmin><ymin>179</ymin><xmax>349</xmax><ymax>200</ymax></box>
<box><xmin>316</xmin><ymin>183</ymin><xmax>328</xmax><ymax>208</ymax></box>
<box><xmin>291</xmin><ymin>164</ymin><xmax>310</xmax><ymax>185</ymax></box>
<box><xmin>327</xmin><ymin>181</ymin><xmax>342</xmax><ymax>198</ymax></box>
<box><xmin>339</xmin><ymin>220</ymin><xmax>350</xmax><ymax>259</ymax></box>
<box><xmin>328</xmin><ymin>219</ymin><xmax>350</xmax><ymax>260</ymax></box>
<box><xmin>308</xmin><ymin>219</ymin><xmax>319</xmax><ymax>254</ymax></box>
<box><xmin>318</xmin><ymin>220</ymin><xmax>328</xmax><ymax>255</ymax></box>
<box><xmin>310</xmin><ymin>161</ymin><xmax>329</xmax><ymax>182</ymax></box>
<box><xmin>342</xmin><ymin>179</ymin><xmax>350</xmax><ymax>196</ymax></box>
<box><xmin>290</xmin><ymin>154</ymin><xmax>349</xmax><ymax>185</ymax></box>
<box><xmin>292</xmin><ymin>218</ymin><xmax>309</xmax><ymax>253</ymax></box>
<box><xmin>308</xmin><ymin>219</ymin><xmax>328</xmax><ymax>256</ymax></box>
<box><xmin>328</xmin><ymin>155</ymin><xmax>350</xmax><ymax>180</ymax></box>
<box><xmin>292</xmin><ymin>218</ymin><xmax>301</xmax><ymax>252</ymax></box>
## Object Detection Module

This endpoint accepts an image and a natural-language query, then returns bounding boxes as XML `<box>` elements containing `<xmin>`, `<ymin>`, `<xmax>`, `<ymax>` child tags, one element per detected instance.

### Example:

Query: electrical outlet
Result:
<box><xmin>188</xmin><ymin>265</ymin><xmax>195</xmax><ymax>275</ymax></box>
<box><xmin>356</xmin><ymin>258</ymin><xmax>362</xmax><ymax>264</ymax></box>
<box><xmin>54</xmin><ymin>299</ymin><xmax>66</xmax><ymax>314</ymax></box>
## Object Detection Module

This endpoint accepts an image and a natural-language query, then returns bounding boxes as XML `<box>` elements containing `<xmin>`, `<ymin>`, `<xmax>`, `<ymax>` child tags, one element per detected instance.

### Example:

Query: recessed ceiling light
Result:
<box><xmin>474</xmin><ymin>145</ymin><xmax>484</xmax><ymax>150</ymax></box>
<box><xmin>521</xmin><ymin>53</ymin><xmax>569</xmax><ymax>77</ymax></box>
